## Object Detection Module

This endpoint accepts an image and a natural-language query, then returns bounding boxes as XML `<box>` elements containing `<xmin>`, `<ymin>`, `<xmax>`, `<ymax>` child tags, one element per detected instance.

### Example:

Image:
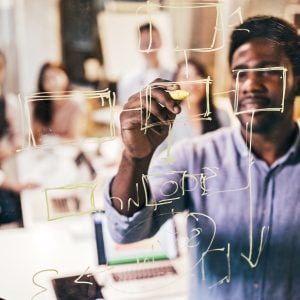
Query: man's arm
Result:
<box><xmin>111</xmin><ymin>79</ymin><xmax>181</xmax><ymax>217</ymax></box>
<box><xmin>111</xmin><ymin>152</ymin><xmax>152</xmax><ymax>216</ymax></box>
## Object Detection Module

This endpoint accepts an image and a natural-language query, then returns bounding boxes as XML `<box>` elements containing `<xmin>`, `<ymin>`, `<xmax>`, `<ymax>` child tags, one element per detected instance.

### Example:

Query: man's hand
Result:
<box><xmin>120</xmin><ymin>79</ymin><xmax>181</xmax><ymax>159</ymax></box>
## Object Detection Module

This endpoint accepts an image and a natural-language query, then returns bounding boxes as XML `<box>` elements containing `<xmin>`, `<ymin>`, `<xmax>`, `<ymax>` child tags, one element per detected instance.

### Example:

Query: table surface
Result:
<box><xmin>15</xmin><ymin>142</ymin><xmax>118</xmax><ymax>227</ymax></box>
<box><xmin>0</xmin><ymin>215</ymin><xmax>188</xmax><ymax>300</ymax></box>
<box><xmin>7</xmin><ymin>140</ymin><xmax>187</xmax><ymax>300</ymax></box>
<box><xmin>0</xmin><ymin>216</ymin><xmax>97</xmax><ymax>300</ymax></box>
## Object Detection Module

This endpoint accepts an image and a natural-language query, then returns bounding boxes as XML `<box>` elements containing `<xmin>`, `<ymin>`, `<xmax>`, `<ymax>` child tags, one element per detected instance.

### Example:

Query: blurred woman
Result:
<box><xmin>172</xmin><ymin>58</ymin><xmax>230</xmax><ymax>137</ymax></box>
<box><xmin>0</xmin><ymin>51</ymin><xmax>37</xmax><ymax>226</ymax></box>
<box><xmin>156</xmin><ymin>59</ymin><xmax>231</xmax><ymax>155</ymax></box>
<box><xmin>32</xmin><ymin>62</ymin><xmax>84</xmax><ymax>144</ymax></box>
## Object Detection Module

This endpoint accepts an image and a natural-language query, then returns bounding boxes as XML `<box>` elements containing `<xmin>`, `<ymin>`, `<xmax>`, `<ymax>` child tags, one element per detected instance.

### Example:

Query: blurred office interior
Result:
<box><xmin>0</xmin><ymin>0</ymin><xmax>300</xmax><ymax>299</ymax></box>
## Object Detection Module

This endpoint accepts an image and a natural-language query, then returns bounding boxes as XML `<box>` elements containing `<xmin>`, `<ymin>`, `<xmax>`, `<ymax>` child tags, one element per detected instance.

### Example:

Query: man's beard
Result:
<box><xmin>238</xmin><ymin>109</ymin><xmax>294</xmax><ymax>135</ymax></box>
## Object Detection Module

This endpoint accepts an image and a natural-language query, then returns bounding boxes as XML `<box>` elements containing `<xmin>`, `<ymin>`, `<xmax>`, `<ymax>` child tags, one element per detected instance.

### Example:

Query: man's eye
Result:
<box><xmin>233</xmin><ymin>72</ymin><xmax>247</xmax><ymax>81</ymax></box>
<box><xmin>232</xmin><ymin>71</ymin><xmax>246</xmax><ymax>80</ymax></box>
<box><xmin>261</xmin><ymin>70</ymin><xmax>282</xmax><ymax>78</ymax></box>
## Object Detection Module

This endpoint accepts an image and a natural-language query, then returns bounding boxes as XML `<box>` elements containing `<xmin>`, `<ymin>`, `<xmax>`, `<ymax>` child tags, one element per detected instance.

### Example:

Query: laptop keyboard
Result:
<box><xmin>112</xmin><ymin>265</ymin><xmax>177</xmax><ymax>282</ymax></box>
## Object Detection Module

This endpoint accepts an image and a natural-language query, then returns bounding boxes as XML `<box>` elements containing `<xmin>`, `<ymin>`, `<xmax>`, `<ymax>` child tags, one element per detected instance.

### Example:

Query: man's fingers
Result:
<box><xmin>123</xmin><ymin>78</ymin><xmax>182</xmax><ymax>115</ymax></box>
<box><xmin>143</xmin><ymin>99</ymin><xmax>174</xmax><ymax>125</ymax></box>
<box><xmin>122</xmin><ymin>90</ymin><xmax>178</xmax><ymax>126</ymax></box>
<box><xmin>150</xmin><ymin>79</ymin><xmax>180</xmax><ymax>91</ymax></box>
<box><xmin>143</xmin><ymin>85</ymin><xmax>181</xmax><ymax>114</ymax></box>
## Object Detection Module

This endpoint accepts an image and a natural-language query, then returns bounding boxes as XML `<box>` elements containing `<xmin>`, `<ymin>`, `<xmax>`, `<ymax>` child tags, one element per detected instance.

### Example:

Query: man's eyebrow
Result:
<box><xmin>231</xmin><ymin>64</ymin><xmax>247</xmax><ymax>71</ymax></box>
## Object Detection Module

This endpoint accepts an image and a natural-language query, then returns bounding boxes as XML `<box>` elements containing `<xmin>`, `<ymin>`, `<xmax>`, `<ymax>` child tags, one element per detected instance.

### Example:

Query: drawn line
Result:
<box><xmin>74</xmin><ymin>266</ymin><xmax>93</xmax><ymax>285</ymax></box>
<box><xmin>31</xmin><ymin>269</ymin><xmax>59</xmax><ymax>300</ymax></box>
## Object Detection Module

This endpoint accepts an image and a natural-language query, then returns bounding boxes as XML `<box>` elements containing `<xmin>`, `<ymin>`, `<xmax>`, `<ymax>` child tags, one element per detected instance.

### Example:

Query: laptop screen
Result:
<box><xmin>93</xmin><ymin>211</ymin><xmax>178</xmax><ymax>265</ymax></box>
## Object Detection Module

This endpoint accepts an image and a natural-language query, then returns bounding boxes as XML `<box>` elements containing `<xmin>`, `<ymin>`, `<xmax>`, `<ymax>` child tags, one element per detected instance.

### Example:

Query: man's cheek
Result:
<box><xmin>229</xmin><ymin>82</ymin><xmax>236</xmax><ymax>106</ymax></box>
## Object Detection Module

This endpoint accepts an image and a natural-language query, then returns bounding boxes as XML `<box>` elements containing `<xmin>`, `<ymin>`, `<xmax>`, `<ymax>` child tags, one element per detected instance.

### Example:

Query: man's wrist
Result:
<box><xmin>122</xmin><ymin>149</ymin><xmax>153</xmax><ymax>165</ymax></box>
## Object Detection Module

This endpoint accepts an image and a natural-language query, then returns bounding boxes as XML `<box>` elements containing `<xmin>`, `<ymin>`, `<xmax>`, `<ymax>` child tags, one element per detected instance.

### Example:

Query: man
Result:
<box><xmin>117</xmin><ymin>22</ymin><xmax>173</xmax><ymax>104</ymax></box>
<box><xmin>105</xmin><ymin>16</ymin><xmax>300</xmax><ymax>299</ymax></box>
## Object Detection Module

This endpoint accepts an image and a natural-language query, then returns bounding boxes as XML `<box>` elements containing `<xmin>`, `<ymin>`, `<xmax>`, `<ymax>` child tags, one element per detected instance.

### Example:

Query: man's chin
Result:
<box><xmin>241</xmin><ymin>122</ymin><xmax>270</xmax><ymax>134</ymax></box>
<box><xmin>238</xmin><ymin>112</ymin><xmax>275</xmax><ymax>134</ymax></box>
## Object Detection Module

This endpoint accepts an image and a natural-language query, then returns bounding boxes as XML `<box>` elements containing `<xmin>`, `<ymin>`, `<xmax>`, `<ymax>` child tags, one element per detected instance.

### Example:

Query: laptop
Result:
<box><xmin>92</xmin><ymin>211</ymin><xmax>188</xmax><ymax>300</ymax></box>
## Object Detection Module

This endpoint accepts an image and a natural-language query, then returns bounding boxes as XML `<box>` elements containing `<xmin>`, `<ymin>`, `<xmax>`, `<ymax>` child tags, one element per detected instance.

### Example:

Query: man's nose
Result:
<box><xmin>240</xmin><ymin>71</ymin><xmax>267</xmax><ymax>95</ymax></box>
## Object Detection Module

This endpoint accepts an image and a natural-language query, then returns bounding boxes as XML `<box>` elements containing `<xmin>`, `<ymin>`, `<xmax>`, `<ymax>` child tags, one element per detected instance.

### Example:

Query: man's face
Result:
<box><xmin>230</xmin><ymin>38</ymin><xmax>296</xmax><ymax>134</ymax></box>
<box><xmin>139</xmin><ymin>28</ymin><xmax>162</xmax><ymax>65</ymax></box>
<box><xmin>140</xmin><ymin>29</ymin><xmax>161</xmax><ymax>51</ymax></box>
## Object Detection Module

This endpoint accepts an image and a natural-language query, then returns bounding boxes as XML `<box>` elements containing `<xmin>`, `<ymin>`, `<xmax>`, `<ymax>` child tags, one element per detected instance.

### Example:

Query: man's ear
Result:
<box><xmin>295</xmin><ymin>76</ymin><xmax>300</xmax><ymax>95</ymax></box>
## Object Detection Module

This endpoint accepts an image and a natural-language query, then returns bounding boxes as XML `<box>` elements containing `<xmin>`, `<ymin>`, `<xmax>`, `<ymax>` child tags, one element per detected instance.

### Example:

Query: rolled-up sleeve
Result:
<box><xmin>104</xmin><ymin>177</ymin><xmax>157</xmax><ymax>243</ymax></box>
<box><xmin>104</xmin><ymin>141</ymin><xmax>190</xmax><ymax>244</ymax></box>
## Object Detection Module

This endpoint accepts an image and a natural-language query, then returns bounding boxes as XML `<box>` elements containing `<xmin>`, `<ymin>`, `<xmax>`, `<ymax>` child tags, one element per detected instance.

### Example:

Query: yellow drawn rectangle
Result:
<box><xmin>45</xmin><ymin>182</ymin><xmax>96</xmax><ymax>221</ymax></box>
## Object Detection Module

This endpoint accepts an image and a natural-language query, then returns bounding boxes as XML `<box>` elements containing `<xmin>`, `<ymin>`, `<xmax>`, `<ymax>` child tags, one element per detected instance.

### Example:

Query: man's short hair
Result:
<box><xmin>139</xmin><ymin>22</ymin><xmax>159</xmax><ymax>34</ymax></box>
<box><xmin>229</xmin><ymin>16</ymin><xmax>300</xmax><ymax>75</ymax></box>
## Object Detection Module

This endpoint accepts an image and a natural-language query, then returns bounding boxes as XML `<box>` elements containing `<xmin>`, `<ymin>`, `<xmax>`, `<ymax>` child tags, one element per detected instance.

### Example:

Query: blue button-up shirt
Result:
<box><xmin>105</xmin><ymin>125</ymin><xmax>300</xmax><ymax>300</ymax></box>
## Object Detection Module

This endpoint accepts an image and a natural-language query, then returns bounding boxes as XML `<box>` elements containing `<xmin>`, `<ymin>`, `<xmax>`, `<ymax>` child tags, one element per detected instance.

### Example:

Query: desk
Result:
<box><xmin>16</xmin><ymin>144</ymin><xmax>103</xmax><ymax>227</ymax></box>
<box><xmin>16</xmin><ymin>139</ymin><xmax>121</xmax><ymax>227</ymax></box>
<box><xmin>10</xmin><ymin>142</ymin><xmax>188</xmax><ymax>299</ymax></box>
<box><xmin>0</xmin><ymin>215</ymin><xmax>188</xmax><ymax>300</ymax></box>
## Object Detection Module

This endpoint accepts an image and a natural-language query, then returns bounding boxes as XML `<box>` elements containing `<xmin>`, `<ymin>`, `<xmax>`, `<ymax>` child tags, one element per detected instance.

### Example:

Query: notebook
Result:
<box><xmin>92</xmin><ymin>211</ymin><xmax>187</xmax><ymax>300</ymax></box>
<box><xmin>52</xmin><ymin>274</ymin><xmax>104</xmax><ymax>300</ymax></box>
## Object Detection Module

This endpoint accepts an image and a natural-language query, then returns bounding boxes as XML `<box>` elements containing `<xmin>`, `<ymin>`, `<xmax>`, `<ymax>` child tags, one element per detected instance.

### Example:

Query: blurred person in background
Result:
<box><xmin>0</xmin><ymin>51</ymin><xmax>21</xmax><ymax>155</ymax></box>
<box><xmin>117</xmin><ymin>22</ymin><xmax>173</xmax><ymax>104</ymax></box>
<box><xmin>156</xmin><ymin>58</ymin><xmax>231</xmax><ymax>154</ymax></box>
<box><xmin>0</xmin><ymin>50</ymin><xmax>37</xmax><ymax>226</ymax></box>
<box><xmin>171</xmin><ymin>58</ymin><xmax>230</xmax><ymax>139</ymax></box>
<box><xmin>32</xmin><ymin>62</ymin><xmax>85</xmax><ymax>144</ymax></box>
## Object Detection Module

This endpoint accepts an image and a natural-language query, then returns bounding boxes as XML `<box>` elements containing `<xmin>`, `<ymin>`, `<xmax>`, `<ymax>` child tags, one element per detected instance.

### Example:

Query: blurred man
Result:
<box><xmin>105</xmin><ymin>16</ymin><xmax>300</xmax><ymax>299</ymax></box>
<box><xmin>117</xmin><ymin>22</ymin><xmax>173</xmax><ymax>104</ymax></box>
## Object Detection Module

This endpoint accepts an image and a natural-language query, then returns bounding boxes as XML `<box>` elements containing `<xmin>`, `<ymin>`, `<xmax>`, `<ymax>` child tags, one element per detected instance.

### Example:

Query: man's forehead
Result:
<box><xmin>231</xmin><ymin>38</ymin><xmax>287</xmax><ymax>67</ymax></box>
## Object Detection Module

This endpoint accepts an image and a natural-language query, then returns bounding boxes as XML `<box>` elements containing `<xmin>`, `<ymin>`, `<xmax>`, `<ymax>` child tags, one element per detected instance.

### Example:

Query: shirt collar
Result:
<box><xmin>232</xmin><ymin>125</ymin><xmax>249</xmax><ymax>157</ymax></box>
<box><xmin>288</xmin><ymin>122</ymin><xmax>300</xmax><ymax>157</ymax></box>
<box><xmin>232</xmin><ymin>122</ymin><xmax>300</xmax><ymax>161</ymax></box>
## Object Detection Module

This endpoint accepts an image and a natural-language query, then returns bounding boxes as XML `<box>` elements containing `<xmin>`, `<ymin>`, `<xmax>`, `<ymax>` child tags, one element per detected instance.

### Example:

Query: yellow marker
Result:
<box><xmin>168</xmin><ymin>89</ymin><xmax>190</xmax><ymax>101</ymax></box>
